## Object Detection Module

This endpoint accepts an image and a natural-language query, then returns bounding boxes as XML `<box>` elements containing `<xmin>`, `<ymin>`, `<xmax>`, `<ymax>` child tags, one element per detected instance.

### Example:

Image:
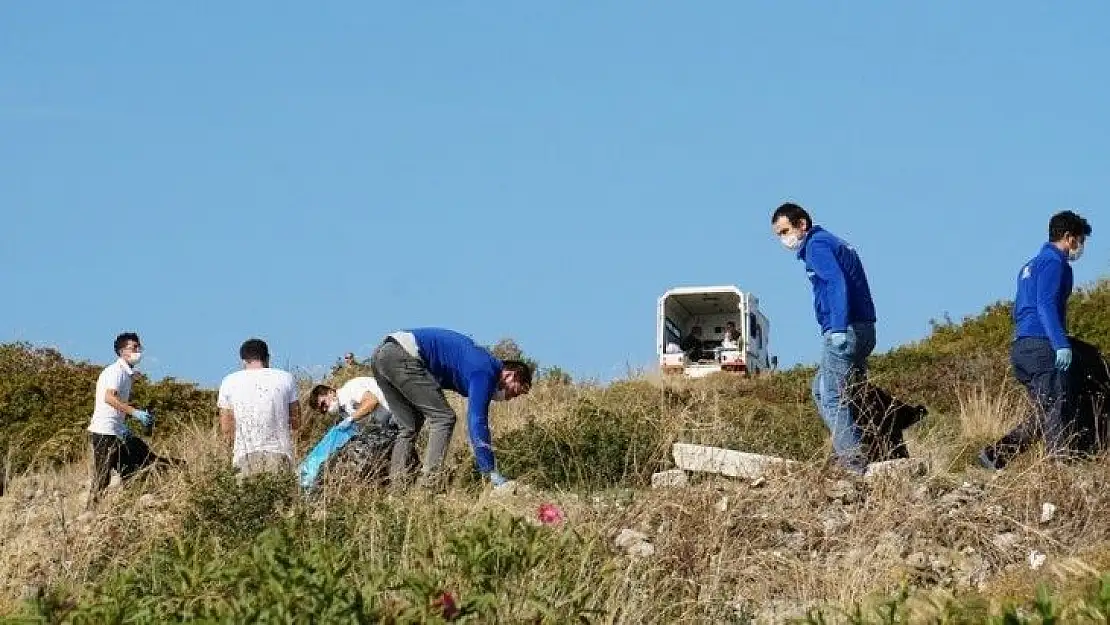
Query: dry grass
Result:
<box><xmin>956</xmin><ymin>379</ymin><xmax>1030</xmax><ymax>441</ymax></box>
<box><xmin>2</xmin><ymin>377</ymin><xmax>1109</xmax><ymax>622</ymax></box>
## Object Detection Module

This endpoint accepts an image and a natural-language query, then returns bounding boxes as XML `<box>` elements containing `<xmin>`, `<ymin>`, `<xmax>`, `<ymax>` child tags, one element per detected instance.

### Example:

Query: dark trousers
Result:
<box><xmin>986</xmin><ymin>337</ymin><xmax>1075</xmax><ymax>466</ymax></box>
<box><xmin>370</xmin><ymin>338</ymin><xmax>458</xmax><ymax>484</ymax></box>
<box><xmin>88</xmin><ymin>433</ymin><xmax>181</xmax><ymax>506</ymax></box>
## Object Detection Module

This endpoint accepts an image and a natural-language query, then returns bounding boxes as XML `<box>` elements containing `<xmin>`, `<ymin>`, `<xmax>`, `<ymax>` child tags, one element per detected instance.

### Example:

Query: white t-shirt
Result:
<box><xmin>336</xmin><ymin>376</ymin><xmax>391</xmax><ymax>415</ymax></box>
<box><xmin>217</xmin><ymin>367</ymin><xmax>298</xmax><ymax>466</ymax></box>
<box><xmin>88</xmin><ymin>359</ymin><xmax>134</xmax><ymax>436</ymax></box>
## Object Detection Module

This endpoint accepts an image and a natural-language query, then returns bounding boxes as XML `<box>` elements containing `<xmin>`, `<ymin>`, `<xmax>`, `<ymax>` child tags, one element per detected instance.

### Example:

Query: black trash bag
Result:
<box><xmin>1067</xmin><ymin>336</ymin><xmax>1110</xmax><ymax>455</ymax></box>
<box><xmin>318</xmin><ymin>423</ymin><xmax>400</xmax><ymax>487</ymax></box>
<box><xmin>848</xmin><ymin>380</ymin><xmax>928</xmax><ymax>464</ymax></box>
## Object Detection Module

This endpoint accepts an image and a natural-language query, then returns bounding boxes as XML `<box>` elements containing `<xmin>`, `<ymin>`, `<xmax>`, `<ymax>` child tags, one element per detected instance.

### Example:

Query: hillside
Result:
<box><xmin>1</xmin><ymin>278</ymin><xmax>1109</xmax><ymax>623</ymax></box>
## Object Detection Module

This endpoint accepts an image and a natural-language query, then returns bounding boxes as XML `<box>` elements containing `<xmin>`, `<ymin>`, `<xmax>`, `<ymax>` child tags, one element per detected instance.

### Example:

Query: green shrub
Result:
<box><xmin>0</xmin><ymin>343</ymin><xmax>215</xmax><ymax>474</ymax></box>
<box><xmin>32</xmin><ymin>501</ymin><xmax>616</xmax><ymax>623</ymax></box>
<box><xmin>182</xmin><ymin>465</ymin><xmax>297</xmax><ymax>543</ymax></box>
<box><xmin>496</xmin><ymin>381</ymin><xmax>672</xmax><ymax>490</ymax></box>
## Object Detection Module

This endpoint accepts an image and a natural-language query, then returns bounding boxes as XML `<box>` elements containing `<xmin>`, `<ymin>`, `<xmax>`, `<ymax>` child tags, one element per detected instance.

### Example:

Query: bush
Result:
<box><xmin>0</xmin><ymin>343</ymin><xmax>215</xmax><ymax>474</ymax></box>
<box><xmin>33</xmin><ymin>501</ymin><xmax>615</xmax><ymax>623</ymax></box>
<box><xmin>182</xmin><ymin>465</ymin><xmax>298</xmax><ymax>543</ymax></box>
<box><xmin>495</xmin><ymin>381</ymin><xmax>672</xmax><ymax>490</ymax></box>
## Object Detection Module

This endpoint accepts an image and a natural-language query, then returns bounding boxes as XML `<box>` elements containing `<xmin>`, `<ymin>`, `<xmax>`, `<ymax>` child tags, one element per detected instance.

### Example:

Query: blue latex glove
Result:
<box><xmin>1055</xmin><ymin>347</ymin><xmax>1072</xmax><ymax>370</ymax></box>
<box><xmin>132</xmin><ymin>409</ymin><xmax>153</xmax><ymax>428</ymax></box>
<box><xmin>487</xmin><ymin>470</ymin><xmax>509</xmax><ymax>487</ymax></box>
<box><xmin>118</xmin><ymin>424</ymin><xmax>134</xmax><ymax>440</ymax></box>
<box><xmin>829</xmin><ymin>332</ymin><xmax>848</xmax><ymax>349</ymax></box>
<box><xmin>132</xmin><ymin>409</ymin><xmax>154</xmax><ymax>436</ymax></box>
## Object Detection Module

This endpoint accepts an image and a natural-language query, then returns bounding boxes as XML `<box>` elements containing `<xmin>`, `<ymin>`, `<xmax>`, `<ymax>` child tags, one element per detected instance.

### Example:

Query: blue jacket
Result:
<box><xmin>797</xmin><ymin>225</ymin><xmax>877</xmax><ymax>334</ymax></box>
<box><xmin>1013</xmin><ymin>243</ymin><xmax>1073</xmax><ymax>349</ymax></box>
<box><xmin>410</xmin><ymin>327</ymin><xmax>503</xmax><ymax>473</ymax></box>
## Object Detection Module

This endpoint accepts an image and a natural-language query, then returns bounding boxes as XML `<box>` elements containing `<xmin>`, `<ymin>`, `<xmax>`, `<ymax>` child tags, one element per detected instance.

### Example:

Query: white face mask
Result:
<box><xmin>780</xmin><ymin>233</ymin><xmax>803</xmax><ymax>251</ymax></box>
<box><xmin>326</xmin><ymin>399</ymin><xmax>341</xmax><ymax>415</ymax></box>
<box><xmin>127</xmin><ymin>351</ymin><xmax>143</xmax><ymax>366</ymax></box>
<box><xmin>1068</xmin><ymin>243</ymin><xmax>1084</xmax><ymax>262</ymax></box>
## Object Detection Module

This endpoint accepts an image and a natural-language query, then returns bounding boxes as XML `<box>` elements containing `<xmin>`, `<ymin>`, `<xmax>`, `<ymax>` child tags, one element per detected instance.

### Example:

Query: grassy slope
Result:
<box><xmin>1</xmin><ymin>278</ymin><xmax>1109</xmax><ymax>623</ymax></box>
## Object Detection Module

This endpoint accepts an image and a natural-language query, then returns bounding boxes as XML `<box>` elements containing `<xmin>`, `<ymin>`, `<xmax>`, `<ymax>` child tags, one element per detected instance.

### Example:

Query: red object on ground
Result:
<box><xmin>432</xmin><ymin>591</ymin><xmax>459</xmax><ymax>620</ymax></box>
<box><xmin>537</xmin><ymin>502</ymin><xmax>565</xmax><ymax>525</ymax></box>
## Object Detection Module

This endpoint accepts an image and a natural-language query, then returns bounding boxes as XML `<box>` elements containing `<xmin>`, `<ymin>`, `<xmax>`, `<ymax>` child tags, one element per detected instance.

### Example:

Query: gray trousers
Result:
<box><xmin>370</xmin><ymin>337</ymin><xmax>457</xmax><ymax>483</ymax></box>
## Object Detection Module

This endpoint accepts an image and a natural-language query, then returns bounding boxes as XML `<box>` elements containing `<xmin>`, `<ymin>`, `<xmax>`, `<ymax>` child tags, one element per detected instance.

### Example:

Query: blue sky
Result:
<box><xmin>2</xmin><ymin>2</ymin><xmax>1107</xmax><ymax>387</ymax></box>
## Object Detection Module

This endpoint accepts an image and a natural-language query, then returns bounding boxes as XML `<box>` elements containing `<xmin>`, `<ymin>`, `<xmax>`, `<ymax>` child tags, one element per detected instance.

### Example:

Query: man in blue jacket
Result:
<box><xmin>772</xmin><ymin>203</ymin><xmax>877</xmax><ymax>473</ymax></box>
<box><xmin>369</xmin><ymin>327</ymin><xmax>532</xmax><ymax>489</ymax></box>
<box><xmin>979</xmin><ymin>210</ymin><xmax>1092</xmax><ymax>470</ymax></box>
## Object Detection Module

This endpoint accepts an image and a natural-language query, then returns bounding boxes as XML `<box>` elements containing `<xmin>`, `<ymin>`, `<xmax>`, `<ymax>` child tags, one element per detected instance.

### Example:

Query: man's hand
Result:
<box><xmin>119</xmin><ymin>424</ymin><xmax>134</xmax><ymax>440</ymax></box>
<box><xmin>829</xmin><ymin>332</ymin><xmax>848</xmax><ymax>349</ymax></box>
<box><xmin>132</xmin><ymin>409</ymin><xmax>153</xmax><ymax>427</ymax></box>
<box><xmin>1055</xmin><ymin>347</ymin><xmax>1073</xmax><ymax>370</ymax></box>
<box><xmin>487</xmin><ymin>470</ymin><xmax>510</xmax><ymax>487</ymax></box>
<box><xmin>132</xmin><ymin>409</ymin><xmax>154</xmax><ymax>436</ymax></box>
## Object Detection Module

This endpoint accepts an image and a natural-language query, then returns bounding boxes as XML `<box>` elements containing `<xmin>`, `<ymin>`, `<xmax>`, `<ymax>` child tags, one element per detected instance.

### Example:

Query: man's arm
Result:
<box><xmin>219</xmin><ymin>408</ymin><xmax>235</xmax><ymax>444</ymax></box>
<box><xmin>808</xmin><ymin>239</ymin><xmax>849</xmax><ymax>332</ymax></box>
<box><xmin>1035</xmin><ymin>259</ymin><xmax>1069</xmax><ymax>349</ymax></box>
<box><xmin>466</xmin><ymin>375</ymin><xmax>497</xmax><ymax>474</ymax></box>
<box><xmin>349</xmin><ymin>392</ymin><xmax>380</xmax><ymax>421</ymax></box>
<box><xmin>104</xmin><ymin>389</ymin><xmax>139</xmax><ymax>416</ymax></box>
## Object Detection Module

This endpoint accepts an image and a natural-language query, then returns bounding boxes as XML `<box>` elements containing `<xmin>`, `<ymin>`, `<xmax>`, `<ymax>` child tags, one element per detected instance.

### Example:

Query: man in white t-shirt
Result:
<box><xmin>86</xmin><ymin>332</ymin><xmax>182</xmax><ymax>508</ymax></box>
<box><xmin>217</xmin><ymin>338</ymin><xmax>301</xmax><ymax>477</ymax></box>
<box><xmin>307</xmin><ymin>376</ymin><xmax>394</xmax><ymax>429</ymax></box>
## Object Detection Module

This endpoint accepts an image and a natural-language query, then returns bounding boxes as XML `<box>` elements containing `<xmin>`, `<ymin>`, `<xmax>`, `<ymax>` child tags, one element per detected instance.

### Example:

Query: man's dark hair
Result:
<box><xmin>240</xmin><ymin>338</ymin><xmax>270</xmax><ymax>363</ymax></box>
<box><xmin>1049</xmin><ymin>210</ymin><xmax>1092</xmax><ymax>242</ymax></box>
<box><xmin>771</xmin><ymin>202</ymin><xmax>812</xmax><ymax>228</ymax></box>
<box><xmin>502</xmin><ymin>360</ymin><xmax>533</xmax><ymax>388</ymax></box>
<box><xmin>114</xmin><ymin>332</ymin><xmax>140</xmax><ymax>355</ymax></box>
<box><xmin>307</xmin><ymin>384</ymin><xmax>335</xmax><ymax>412</ymax></box>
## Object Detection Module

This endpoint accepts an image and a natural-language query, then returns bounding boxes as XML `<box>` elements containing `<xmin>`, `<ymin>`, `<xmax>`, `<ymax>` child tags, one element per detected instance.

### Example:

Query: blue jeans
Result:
<box><xmin>811</xmin><ymin>322</ymin><xmax>876</xmax><ymax>471</ymax></box>
<box><xmin>984</xmin><ymin>337</ymin><xmax>1075</xmax><ymax>466</ymax></box>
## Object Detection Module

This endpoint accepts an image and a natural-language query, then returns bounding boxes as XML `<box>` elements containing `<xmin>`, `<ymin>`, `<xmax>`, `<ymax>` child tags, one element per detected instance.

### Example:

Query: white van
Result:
<box><xmin>657</xmin><ymin>285</ymin><xmax>775</xmax><ymax>378</ymax></box>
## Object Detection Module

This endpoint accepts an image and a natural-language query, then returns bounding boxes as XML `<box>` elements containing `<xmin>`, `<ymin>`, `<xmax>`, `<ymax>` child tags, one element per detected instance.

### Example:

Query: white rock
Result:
<box><xmin>992</xmin><ymin>533</ymin><xmax>1019</xmax><ymax>550</ymax></box>
<box><xmin>1028</xmin><ymin>551</ymin><xmax>1047</xmax><ymax>570</ymax></box>
<box><xmin>1040</xmin><ymin>502</ymin><xmax>1057</xmax><ymax>523</ymax></box>
<box><xmin>614</xmin><ymin>528</ymin><xmax>649</xmax><ymax>549</ymax></box>
<box><xmin>714</xmin><ymin>496</ymin><xmax>729</xmax><ymax>513</ymax></box>
<box><xmin>671</xmin><ymin>443</ymin><xmax>798</xmax><ymax>479</ymax></box>
<box><xmin>651</xmin><ymin>469</ymin><xmax>688</xmax><ymax>488</ymax></box>
<box><xmin>865</xmin><ymin>458</ymin><xmax>928</xmax><ymax>478</ymax></box>
<box><xmin>627</xmin><ymin>541</ymin><xmax>655</xmax><ymax>558</ymax></box>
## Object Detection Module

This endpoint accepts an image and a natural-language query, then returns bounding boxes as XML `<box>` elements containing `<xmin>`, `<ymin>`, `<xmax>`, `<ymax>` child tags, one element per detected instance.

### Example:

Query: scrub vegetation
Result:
<box><xmin>1</xmin><ymin>278</ymin><xmax>1109</xmax><ymax>623</ymax></box>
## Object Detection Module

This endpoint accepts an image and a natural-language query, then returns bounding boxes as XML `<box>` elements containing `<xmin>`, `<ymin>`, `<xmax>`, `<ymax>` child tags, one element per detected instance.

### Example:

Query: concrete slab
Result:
<box><xmin>672</xmin><ymin>443</ymin><xmax>799</xmax><ymax>479</ymax></box>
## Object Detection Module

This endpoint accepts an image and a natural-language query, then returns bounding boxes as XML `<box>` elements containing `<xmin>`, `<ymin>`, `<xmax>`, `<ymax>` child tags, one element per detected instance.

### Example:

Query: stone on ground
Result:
<box><xmin>650</xmin><ymin>469</ymin><xmax>688</xmax><ymax>488</ymax></box>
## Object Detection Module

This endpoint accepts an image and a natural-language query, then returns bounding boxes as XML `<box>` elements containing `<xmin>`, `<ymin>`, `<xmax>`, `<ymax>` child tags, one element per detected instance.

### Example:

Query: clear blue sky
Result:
<box><xmin>2</xmin><ymin>3</ymin><xmax>1107</xmax><ymax>387</ymax></box>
